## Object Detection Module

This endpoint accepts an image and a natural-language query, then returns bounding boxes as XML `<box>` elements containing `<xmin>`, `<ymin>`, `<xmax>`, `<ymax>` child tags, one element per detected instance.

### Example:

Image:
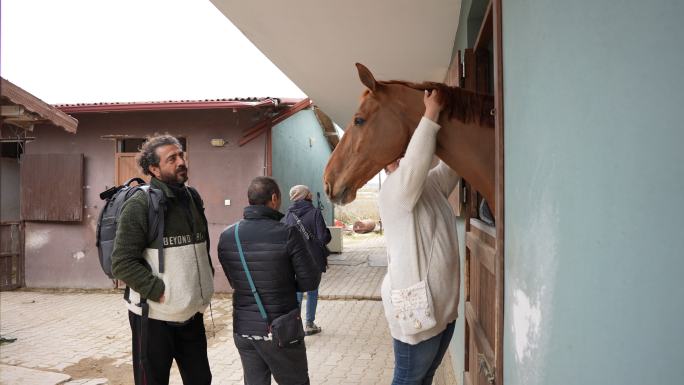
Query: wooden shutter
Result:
<box><xmin>20</xmin><ymin>153</ymin><xmax>84</xmax><ymax>221</ymax></box>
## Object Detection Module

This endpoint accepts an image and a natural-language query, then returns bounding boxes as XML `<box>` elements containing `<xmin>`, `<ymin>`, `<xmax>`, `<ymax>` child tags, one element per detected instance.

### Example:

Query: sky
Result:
<box><xmin>0</xmin><ymin>0</ymin><xmax>306</xmax><ymax>104</ymax></box>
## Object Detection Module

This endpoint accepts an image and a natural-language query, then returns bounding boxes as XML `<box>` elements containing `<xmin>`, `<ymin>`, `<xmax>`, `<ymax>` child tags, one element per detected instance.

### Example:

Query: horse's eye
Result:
<box><xmin>354</xmin><ymin>117</ymin><xmax>365</xmax><ymax>126</ymax></box>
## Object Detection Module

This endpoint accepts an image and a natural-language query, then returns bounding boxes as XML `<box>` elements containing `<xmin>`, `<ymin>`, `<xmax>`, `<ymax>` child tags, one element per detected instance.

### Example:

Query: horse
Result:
<box><xmin>323</xmin><ymin>63</ymin><xmax>496</xmax><ymax>213</ymax></box>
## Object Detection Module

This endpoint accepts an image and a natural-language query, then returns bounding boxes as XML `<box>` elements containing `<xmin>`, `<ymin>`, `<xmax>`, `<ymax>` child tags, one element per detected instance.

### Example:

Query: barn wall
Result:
<box><xmin>503</xmin><ymin>1</ymin><xmax>684</xmax><ymax>384</ymax></box>
<box><xmin>271</xmin><ymin>109</ymin><xmax>334</xmax><ymax>225</ymax></box>
<box><xmin>23</xmin><ymin>109</ymin><xmax>267</xmax><ymax>292</ymax></box>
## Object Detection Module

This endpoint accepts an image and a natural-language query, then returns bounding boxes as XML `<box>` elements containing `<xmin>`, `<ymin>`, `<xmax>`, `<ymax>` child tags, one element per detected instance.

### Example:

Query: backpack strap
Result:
<box><xmin>134</xmin><ymin>185</ymin><xmax>159</xmax><ymax>371</ymax></box>
<box><xmin>291</xmin><ymin>212</ymin><xmax>314</xmax><ymax>240</ymax></box>
<box><xmin>142</xmin><ymin>186</ymin><xmax>166</xmax><ymax>274</ymax></box>
<box><xmin>187</xmin><ymin>186</ymin><xmax>204</xmax><ymax>209</ymax></box>
<box><xmin>95</xmin><ymin>201</ymin><xmax>107</xmax><ymax>249</ymax></box>
<box><xmin>137</xmin><ymin>298</ymin><xmax>150</xmax><ymax>367</ymax></box>
<box><xmin>187</xmin><ymin>186</ymin><xmax>214</xmax><ymax>273</ymax></box>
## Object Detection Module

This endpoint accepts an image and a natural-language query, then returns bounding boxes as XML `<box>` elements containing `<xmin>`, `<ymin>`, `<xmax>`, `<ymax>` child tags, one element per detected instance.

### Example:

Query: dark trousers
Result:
<box><xmin>233</xmin><ymin>334</ymin><xmax>309</xmax><ymax>385</ymax></box>
<box><xmin>128</xmin><ymin>311</ymin><xmax>212</xmax><ymax>385</ymax></box>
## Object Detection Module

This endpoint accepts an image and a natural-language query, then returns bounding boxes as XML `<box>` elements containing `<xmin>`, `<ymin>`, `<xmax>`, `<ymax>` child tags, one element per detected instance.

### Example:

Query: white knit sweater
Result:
<box><xmin>379</xmin><ymin>117</ymin><xmax>461</xmax><ymax>345</ymax></box>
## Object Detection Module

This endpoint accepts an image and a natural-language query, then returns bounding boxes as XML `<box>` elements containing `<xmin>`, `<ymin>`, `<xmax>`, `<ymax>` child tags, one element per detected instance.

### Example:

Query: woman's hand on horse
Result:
<box><xmin>423</xmin><ymin>89</ymin><xmax>444</xmax><ymax>123</ymax></box>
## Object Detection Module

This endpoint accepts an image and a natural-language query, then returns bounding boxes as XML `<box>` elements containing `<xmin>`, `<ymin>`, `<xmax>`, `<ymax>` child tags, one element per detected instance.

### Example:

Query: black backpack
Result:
<box><xmin>96</xmin><ymin>177</ymin><xmax>167</xmax><ymax>279</ymax></box>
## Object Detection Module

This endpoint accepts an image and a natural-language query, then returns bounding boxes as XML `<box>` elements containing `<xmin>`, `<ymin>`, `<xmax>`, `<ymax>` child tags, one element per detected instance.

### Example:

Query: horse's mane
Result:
<box><xmin>381</xmin><ymin>80</ymin><xmax>495</xmax><ymax>128</ymax></box>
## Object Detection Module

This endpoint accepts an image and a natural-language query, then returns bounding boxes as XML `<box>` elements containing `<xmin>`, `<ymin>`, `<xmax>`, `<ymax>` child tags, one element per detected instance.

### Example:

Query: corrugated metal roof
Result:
<box><xmin>55</xmin><ymin>97</ymin><xmax>304</xmax><ymax>113</ymax></box>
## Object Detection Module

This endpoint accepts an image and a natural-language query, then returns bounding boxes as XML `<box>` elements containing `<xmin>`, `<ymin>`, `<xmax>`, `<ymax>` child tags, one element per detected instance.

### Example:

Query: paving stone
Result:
<box><xmin>0</xmin><ymin>364</ymin><xmax>71</xmax><ymax>385</ymax></box>
<box><xmin>319</xmin><ymin>237</ymin><xmax>387</xmax><ymax>300</ymax></box>
<box><xmin>63</xmin><ymin>379</ymin><xmax>108</xmax><ymax>385</ymax></box>
<box><xmin>0</xmin><ymin>236</ymin><xmax>458</xmax><ymax>384</ymax></box>
<box><xmin>0</xmin><ymin>294</ymin><xmax>394</xmax><ymax>383</ymax></box>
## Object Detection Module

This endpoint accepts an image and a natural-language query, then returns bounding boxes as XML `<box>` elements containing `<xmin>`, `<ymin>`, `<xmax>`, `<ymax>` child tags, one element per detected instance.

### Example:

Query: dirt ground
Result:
<box><xmin>63</xmin><ymin>357</ymin><xmax>133</xmax><ymax>385</ymax></box>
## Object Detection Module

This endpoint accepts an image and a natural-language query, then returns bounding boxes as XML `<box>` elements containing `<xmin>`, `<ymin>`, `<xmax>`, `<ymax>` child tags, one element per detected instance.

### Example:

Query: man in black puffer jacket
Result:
<box><xmin>218</xmin><ymin>176</ymin><xmax>320</xmax><ymax>385</ymax></box>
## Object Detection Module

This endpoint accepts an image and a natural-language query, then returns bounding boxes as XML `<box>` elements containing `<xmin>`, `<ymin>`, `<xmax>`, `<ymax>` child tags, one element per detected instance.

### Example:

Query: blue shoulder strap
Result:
<box><xmin>234</xmin><ymin>221</ymin><xmax>268</xmax><ymax>321</ymax></box>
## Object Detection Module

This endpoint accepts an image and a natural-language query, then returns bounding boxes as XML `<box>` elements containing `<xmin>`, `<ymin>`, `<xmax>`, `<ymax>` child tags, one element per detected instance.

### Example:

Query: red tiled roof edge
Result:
<box><xmin>55</xmin><ymin>98</ymin><xmax>304</xmax><ymax>113</ymax></box>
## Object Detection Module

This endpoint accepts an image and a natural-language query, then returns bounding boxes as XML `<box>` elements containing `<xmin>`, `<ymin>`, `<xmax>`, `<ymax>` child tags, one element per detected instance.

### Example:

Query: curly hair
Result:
<box><xmin>136</xmin><ymin>135</ymin><xmax>183</xmax><ymax>176</ymax></box>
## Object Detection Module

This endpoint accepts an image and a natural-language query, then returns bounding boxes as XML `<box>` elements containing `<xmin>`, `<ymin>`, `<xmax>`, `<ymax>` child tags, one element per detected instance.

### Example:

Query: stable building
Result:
<box><xmin>2</xmin><ymin>90</ymin><xmax>338</xmax><ymax>293</ymax></box>
<box><xmin>208</xmin><ymin>1</ymin><xmax>684</xmax><ymax>384</ymax></box>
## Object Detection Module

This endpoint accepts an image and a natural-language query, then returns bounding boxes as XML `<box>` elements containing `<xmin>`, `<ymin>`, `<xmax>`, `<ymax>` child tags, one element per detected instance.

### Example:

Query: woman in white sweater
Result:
<box><xmin>379</xmin><ymin>90</ymin><xmax>460</xmax><ymax>385</ymax></box>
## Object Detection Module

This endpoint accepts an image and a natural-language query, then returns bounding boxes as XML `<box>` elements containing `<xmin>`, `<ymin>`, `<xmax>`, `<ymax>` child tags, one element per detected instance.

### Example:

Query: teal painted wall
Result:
<box><xmin>271</xmin><ymin>109</ymin><xmax>334</xmax><ymax>224</ymax></box>
<box><xmin>503</xmin><ymin>1</ymin><xmax>684</xmax><ymax>384</ymax></box>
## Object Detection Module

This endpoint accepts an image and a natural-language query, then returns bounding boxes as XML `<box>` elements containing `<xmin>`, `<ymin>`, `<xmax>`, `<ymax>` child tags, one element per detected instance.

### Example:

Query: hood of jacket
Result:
<box><xmin>287</xmin><ymin>200</ymin><xmax>315</xmax><ymax>218</ymax></box>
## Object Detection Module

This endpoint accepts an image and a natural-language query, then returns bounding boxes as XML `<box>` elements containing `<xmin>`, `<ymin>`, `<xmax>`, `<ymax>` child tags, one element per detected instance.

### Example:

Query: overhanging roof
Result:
<box><xmin>209</xmin><ymin>0</ymin><xmax>461</xmax><ymax>127</ymax></box>
<box><xmin>1</xmin><ymin>78</ymin><xmax>78</xmax><ymax>133</ymax></box>
<box><xmin>52</xmin><ymin>95</ymin><xmax>340</xmax><ymax>150</ymax></box>
<box><xmin>313</xmin><ymin>106</ymin><xmax>340</xmax><ymax>150</ymax></box>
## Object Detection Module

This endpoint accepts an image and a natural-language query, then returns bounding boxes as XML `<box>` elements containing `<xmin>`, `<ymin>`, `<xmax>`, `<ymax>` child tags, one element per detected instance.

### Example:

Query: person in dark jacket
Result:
<box><xmin>218</xmin><ymin>176</ymin><xmax>321</xmax><ymax>385</ymax></box>
<box><xmin>283</xmin><ymin>185</ymin><xmax>331</xmax><ymax>336</ymax></box>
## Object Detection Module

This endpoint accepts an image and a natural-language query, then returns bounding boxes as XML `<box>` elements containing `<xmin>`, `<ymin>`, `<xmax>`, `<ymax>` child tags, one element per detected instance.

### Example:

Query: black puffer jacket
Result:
<box><xmin>284</xmin><ymin>200</ymin><xmax>332</xmax><ymax>272</ymax></box>
<box><xmin>218</xmin><ymin>205</ymin><xmax>321</xmax><ymax>336</ymax></box>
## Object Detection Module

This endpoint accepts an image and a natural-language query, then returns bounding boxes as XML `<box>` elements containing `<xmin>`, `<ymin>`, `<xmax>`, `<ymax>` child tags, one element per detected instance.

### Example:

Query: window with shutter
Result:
<box><xmin>20</xmin><ymin>153</ymin><xmax>84</xmax><ymax>221</ymax></box>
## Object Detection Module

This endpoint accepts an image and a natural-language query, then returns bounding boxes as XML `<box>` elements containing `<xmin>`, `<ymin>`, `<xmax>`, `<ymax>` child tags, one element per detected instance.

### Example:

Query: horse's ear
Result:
<box><xmin>356</xmin><ymin>63</ymin><xmax>377</xmax><ymax>92</ymax></box>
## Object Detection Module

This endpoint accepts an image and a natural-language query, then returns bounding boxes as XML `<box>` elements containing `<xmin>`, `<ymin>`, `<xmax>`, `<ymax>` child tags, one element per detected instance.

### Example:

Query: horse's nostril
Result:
<box><xmin>324</xmin><ymin>182</ymin><xmax>331</xmax><ymax>197</ymax></box>
<box><xmin>338</xmin><ymin>186</ymin><xmax>348</xmax><ymax>202</ymax></box>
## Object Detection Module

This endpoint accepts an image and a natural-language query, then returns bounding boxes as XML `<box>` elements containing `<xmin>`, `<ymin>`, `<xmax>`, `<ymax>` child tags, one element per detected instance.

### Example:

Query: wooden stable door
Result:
<box><xmin>0</xmin><ymin>222</ymin><xmax>24</xmax><ymax>291</ymax></box>
<box><xmin>448</xmin><ymin>1</ymin><xmax>505</xmax><ymax>384</ymax></box>
<box><xmin>115</xmin><ymin>153</ymin><xmax>149</xmax><ymax>186</ymax></box>
<box><xmin>465</xmin><ymin>219</ymin><xmax>498</xmax><ymax>385</ymax></box>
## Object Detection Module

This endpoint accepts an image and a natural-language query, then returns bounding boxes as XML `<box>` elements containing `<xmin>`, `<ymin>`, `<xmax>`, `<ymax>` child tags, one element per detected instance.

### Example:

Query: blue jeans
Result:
<box><xmin>296</xmin><ymin>289</ymin><xmax>319</xmax><ymax>323</ymax></box>
<box><xmin>391</xmin><ymin>321</ymin><xmax>456</xmax><ymax>385</ymax></box>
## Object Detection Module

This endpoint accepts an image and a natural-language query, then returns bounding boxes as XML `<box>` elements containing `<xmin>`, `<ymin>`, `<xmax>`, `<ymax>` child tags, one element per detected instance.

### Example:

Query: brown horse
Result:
<box><xmin>323</xmin><ymin>63</ymin><xmax>495</xmax><ymax>212</ymax></box>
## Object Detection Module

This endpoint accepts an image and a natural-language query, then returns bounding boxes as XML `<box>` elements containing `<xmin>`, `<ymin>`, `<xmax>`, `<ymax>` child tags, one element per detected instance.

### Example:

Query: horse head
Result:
<box><xmin>323</xmin><ymin>63</ymin><xmax>425</xmax><ymax>205</ymax></box>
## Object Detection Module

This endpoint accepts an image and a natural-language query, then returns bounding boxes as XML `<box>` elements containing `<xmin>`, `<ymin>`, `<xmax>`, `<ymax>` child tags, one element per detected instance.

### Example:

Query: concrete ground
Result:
<box><xmin>0</xmin><ymin>235</ymin><xmax>456</xmax><ymax>385</ymax></box>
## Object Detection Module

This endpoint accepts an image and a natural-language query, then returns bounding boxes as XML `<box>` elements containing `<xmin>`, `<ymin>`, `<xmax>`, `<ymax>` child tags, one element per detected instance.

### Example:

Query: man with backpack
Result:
<box><xmin>111</xmin><ymin>135</ymin><xmax>214</xmax><ymax>385</ymax></box>
<box><xmin>217</xmin><ymin>176</ymin><xmax>321</xmax><ymax>385</ymax></box>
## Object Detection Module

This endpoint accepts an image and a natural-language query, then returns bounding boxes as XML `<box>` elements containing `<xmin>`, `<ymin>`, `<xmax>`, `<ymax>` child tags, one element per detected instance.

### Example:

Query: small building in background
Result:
<box><xmin>271</xmin><ymin>106</ymin><xmax>338</xmax><ymax>225</ymax></box>
<box><xmin>1</xmin><ymin>78</ymin><xmax>79</xmax><ymax>291</ymax></box>
<box><xmin>2</xmin><ymin>92</ymin><xmax>337</xmax><ymax>292</ymax></box>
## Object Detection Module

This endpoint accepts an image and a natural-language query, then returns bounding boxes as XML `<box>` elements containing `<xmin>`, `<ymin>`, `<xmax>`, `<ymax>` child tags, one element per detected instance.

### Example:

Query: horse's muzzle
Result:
<box><xmin>325</xmin><ymin>181</ymin><xmax>352</xmax><ymax>205</ymax></box>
